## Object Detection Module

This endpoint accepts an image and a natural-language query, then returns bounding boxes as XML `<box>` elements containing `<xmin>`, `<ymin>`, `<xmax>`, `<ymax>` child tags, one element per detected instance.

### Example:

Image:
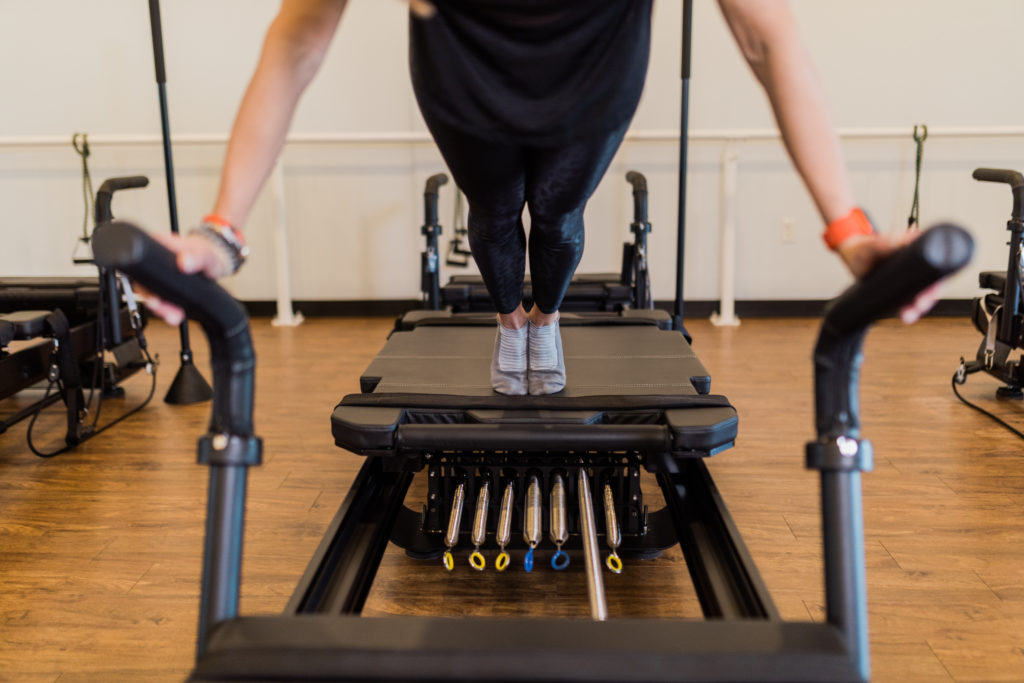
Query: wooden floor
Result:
<box><xmin>1</xmin><ymin>315</ymin><xmax>1022</xmax><ymax>682</ymax></box>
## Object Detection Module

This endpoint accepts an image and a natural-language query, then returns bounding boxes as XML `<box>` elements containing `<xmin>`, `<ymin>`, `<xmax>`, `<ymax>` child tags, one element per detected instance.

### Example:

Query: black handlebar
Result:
<box><xmin>424</xmin><ymin>173</ymin><xmax>449</xmax><ymax>226</ymax></box>
<box><xmin>823</xmin><ymin>223</ymin><xmax>972</xmax><ymax>336</ymax></box>
<box><xmin>973</xmin><ymin>168</ymin><xmax>1024</xmax><ymax>220</ymax></box>
<box><xmin>92</xmin><ymin>221</ymin><xmax>254</xmax><ymax>435</ymax></box>
<box><xmin>95</xmin><ymin>176</ymin><xmax>150</xmax><ymax>225</ymax></box>
<box><xmin>972</xmin><ymin>168</ymin><xmax>1024</xmax><ymax>189</ymax></box>
<box><xmin>626</xmin><ymin>171</ymin><xmax>649</xmax><ymax>225</ymax></box>
<box><xmin>425</xmin><ymin>173</ymin><xmax>448</xmax><ymax>196</ymax></box>
<box><xmin>814</xmin><ymin>223</ymin><xmax>973</xmax><ymax>439</ymax></box>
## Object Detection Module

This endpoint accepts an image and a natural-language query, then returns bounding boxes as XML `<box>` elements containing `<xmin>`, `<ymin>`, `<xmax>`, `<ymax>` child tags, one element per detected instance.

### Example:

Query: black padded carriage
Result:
<box><xmin>332</xmin><ymin>312</ymin><xmax>735</xmax><ymax>459</ymax></box>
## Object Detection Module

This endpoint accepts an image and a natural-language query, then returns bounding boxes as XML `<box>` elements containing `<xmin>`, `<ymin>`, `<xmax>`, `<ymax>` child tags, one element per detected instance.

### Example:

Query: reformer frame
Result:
<box><xmin>94</xmin><ymin>221</ymin><xmax>972</xmax><ymax>682</ymax></box>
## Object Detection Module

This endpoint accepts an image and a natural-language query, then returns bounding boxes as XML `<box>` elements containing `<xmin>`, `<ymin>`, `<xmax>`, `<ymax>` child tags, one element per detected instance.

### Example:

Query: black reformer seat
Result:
<box><xmin>93</xmin><ymin>221</ymin><xmax>972</xmax><ymax>683</ymax></box>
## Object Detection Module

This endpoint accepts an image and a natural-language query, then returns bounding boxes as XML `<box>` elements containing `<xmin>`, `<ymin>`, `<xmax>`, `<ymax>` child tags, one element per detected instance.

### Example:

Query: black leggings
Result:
<box><xmin>427</xmin><ymin>119</ymin><xmax>628</xmax><ymax>314</ymax></box>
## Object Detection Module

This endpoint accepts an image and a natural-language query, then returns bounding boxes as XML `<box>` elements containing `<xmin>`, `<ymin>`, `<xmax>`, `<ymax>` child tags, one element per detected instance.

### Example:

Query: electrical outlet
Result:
<box><xmin>781</xmin><ymin>217</ymin><xmax>796</xmax><ymax>244</ymax></box>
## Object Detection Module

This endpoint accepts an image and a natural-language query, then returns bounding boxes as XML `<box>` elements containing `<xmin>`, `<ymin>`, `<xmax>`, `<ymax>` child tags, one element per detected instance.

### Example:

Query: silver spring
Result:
<box><xmin>444</xmin><ymin>482</ymin><xmax>465</xmax><ymax>550</ymax></box>
<box><xmin>523</xmin><ymin>476</ymin><xmax>542</xmax><ymax>547</ymax></box>
<box><xmin>603</xmin><ymin>484</ymin><xmax>621</xmax><ymax>550</ymax></box>
<box><xmin>496</xmin><ymin>481</ymin><xmax>515</xmax><ymax>548</ymax></box>
<box><xmin>471</xmin><ymin>479</ymin><xmax>490</xmax><ymax>548</ymax></box>
<box><xmin>549</xmin><ymin>474</ymin><xmax>568</xmax><ymax>547</ymax></box>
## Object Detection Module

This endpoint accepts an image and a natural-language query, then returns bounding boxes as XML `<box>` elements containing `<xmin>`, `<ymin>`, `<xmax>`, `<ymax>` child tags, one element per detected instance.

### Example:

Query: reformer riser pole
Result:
<box><xmin>422</xmin><ymin>174</ymin><xmax>447</xmax><ymax>310</ymax></box>
<box><xmin>674</xmin><ymin>0</ymin><xmax>693</xmax><ymax>333</ymax></box>
<box><xmin>821</xmin><ymin>471</ymin><xmax>869</xmax><ymax>682</ymax></box>
<box><xmin>148</xmin><ymin>0</ymin><xmax>213</xmax><ymax>405</ymax></box>
<box><xmin>196</xmin><ymin>466</ymin><xmax>248</xmax><ymax>660</ymax></box>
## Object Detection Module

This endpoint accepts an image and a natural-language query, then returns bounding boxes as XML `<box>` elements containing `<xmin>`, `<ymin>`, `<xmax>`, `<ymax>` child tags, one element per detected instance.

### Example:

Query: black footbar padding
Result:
<box><xmin>0</xmin><ymin>320</ymin><xmax>12</xmax><ymax>347</ymax></box>
<box><xmin>92</xmin><ymin>221</ymin><xmax>255</xmax><ymax>436</ymax></box>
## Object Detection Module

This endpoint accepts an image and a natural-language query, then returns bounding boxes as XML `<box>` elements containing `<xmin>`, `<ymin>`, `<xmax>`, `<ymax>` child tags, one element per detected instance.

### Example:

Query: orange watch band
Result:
<box><xmin>823</xmin><ymin>208</ymin><xmax>874</xmax><ymax>250</ymax></box>
<box><xmin>202</xmin><ymin>213</ymin><xmax>246</xmax><ymax>245</ymax></box>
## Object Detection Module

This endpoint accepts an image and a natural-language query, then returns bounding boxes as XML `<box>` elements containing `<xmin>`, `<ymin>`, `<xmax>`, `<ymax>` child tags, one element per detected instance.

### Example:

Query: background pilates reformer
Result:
<box><xmin>2</xmin><ymin>0</ymin><xmax>1024</xmax><ymax>310</ymax></box>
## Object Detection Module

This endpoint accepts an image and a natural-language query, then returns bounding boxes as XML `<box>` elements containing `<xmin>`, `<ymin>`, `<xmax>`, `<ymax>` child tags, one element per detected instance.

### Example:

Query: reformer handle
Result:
<box><xmin>92</xmin><ymin>220</ymin><xmax>258</xmax><ymax>661</ymax></box>
<box><xmin>814</xmin><ymin>223</ymin><xmax>972</xmax><ymax>438</ymax></box>
<box><xmin>972</xmin><ymin>167</ymin><xmax>1024</xmax><ymax>189</ymax></box>
<box><xmin>423</xmin><ymin>173</ymin><xmax>449</xmax><ymax>227</ymax></box>
<box><xmin>972</xmin><ymin>168</ymin><xmax>1024</xmax><ymax>220</ymax></box>
<box><xmin>626</xmin><ymin>171</ymin><xmax>648</xmax><ymax>225</ymax></box>
<box><xmin>95</xmin><ymin>176</ymin><xmax>150</xmax><ymax>225</ymax></box>
<box><xmin>810</xmin><ymin>222</ymin><xmax>971</xmax><ymax>683</ymax></box>
<box><xmin>92</xmin><ymin>221</ymin><xmax>254</xmax><ymax>436</ymax></box>
<box><xmin>822</xmin><ymin>223</ymin><xmax>972</xmax><ymax>338</ymax></box>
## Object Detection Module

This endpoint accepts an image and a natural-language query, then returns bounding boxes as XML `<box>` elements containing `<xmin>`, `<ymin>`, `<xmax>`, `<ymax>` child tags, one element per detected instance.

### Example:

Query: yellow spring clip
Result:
<box><xmin>603</xmin><ymin>484</ymin><xmax>623</xmax><ymax>574</ymax></box>
<box><xmin>443</xmin><ymin>482</ymin><xmax>465</xmax><ymax>572</ymax></box>
<box><xmin>468</xmin><ymin>479</ymin><xmax>490</xmax><ymax>571</ymax></box>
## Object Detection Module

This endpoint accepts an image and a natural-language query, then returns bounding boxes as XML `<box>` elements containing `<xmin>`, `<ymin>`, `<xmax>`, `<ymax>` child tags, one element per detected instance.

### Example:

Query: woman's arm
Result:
<box><xmin>717</xmin><ymin>0</ymin><xmax>938</xmax><ymax>321</ymax></box>
<box><xmin>214</xmin><ymin>0</ymin><xmax>348</xmax><ymax>228</ymax></box>
<box><xmin>718</xmin><ymin>0</ymin><xmax>853</xmax><ymax>223</ymax></box>
<box><xmin>144</xmin><ymin>1</ymin><xmax>347</xmax><ymax>324</ymax></box>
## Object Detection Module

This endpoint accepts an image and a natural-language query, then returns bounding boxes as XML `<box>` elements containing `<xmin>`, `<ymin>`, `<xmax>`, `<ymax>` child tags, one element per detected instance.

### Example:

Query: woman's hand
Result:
<box><xmin>138</xmin><ymin>232</ymin><xmax>235</xmax><ymax>326</ymax></box>
<box><xmin>836</xmin><ymin>231</ymin><xmax>943</xmax><ymax>324</ymax></box>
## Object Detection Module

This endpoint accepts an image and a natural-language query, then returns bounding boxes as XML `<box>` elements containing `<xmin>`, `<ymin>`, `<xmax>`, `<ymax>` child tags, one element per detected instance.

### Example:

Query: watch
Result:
<box><xmin>191</xmin><ymin>214</ymin><xmax>249</xmax><ymax>274</ymax></box>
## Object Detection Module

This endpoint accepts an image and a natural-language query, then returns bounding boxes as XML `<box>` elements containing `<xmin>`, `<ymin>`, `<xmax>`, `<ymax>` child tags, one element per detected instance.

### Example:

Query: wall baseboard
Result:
<box><xmin>239</xmin><ymin>299</ymin><xmax>975</xmax><ymax>319</ymax></box>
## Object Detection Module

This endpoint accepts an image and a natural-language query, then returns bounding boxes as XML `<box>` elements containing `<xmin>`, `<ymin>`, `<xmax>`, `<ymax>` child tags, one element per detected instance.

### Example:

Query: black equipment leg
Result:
<box><xmin>147</xmin><ymin>0</ymin><xmax>213</xmax><ymax>405</ymax></box>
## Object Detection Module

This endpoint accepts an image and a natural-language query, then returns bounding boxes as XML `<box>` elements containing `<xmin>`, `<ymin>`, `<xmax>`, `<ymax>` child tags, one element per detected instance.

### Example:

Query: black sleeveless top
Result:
<box><xmin>409</xmin><ymin>0</ymin><xmax>653</xmax><ymax>146</ymax></box>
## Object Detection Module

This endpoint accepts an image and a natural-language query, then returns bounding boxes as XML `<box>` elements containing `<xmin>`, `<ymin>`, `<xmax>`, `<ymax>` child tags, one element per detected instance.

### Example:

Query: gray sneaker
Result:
<box><xmin>492</xmin><ymin>318</ymin><xmax>528</xmax><ymax>395</ymax></box>
<box><xmin>528</xmin><ymin>318</ymin><xmax>565</xmax><ymax>395</ymax></box>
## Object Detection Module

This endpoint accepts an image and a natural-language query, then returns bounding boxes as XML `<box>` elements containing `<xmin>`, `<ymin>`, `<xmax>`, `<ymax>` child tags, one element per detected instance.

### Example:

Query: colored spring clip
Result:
<box><xmin>468</xmin><ymin>479</ymin><xmax>490</xmax><ymax>571</ymax></box>
<box><xmin>495</xmin><ymin>481</ymin><xmax>515</xmax><ymax>572</ymax></box>
<box><xmin>522</xmin><ymin>476</ymin><xmax>542</xmax><ymax>572</ymax></box>
<box><xmin>549</xmin><ymin>474</ymin><xmax>570</xmax><ymax>570</ymax></box>
<box><xmin>442</xmin><ymin>481</ymin><xmax>465</xmax><ymax>572</ymax></box>
<box><xmin>603</xmin><ymin>484</ymin><xmax>623</xmax><ymax>574</ymax></box>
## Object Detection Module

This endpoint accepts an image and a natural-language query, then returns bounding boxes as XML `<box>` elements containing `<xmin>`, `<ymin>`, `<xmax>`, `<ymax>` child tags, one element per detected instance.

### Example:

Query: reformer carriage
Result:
<box><xmin>92</xmin><ymin>219</ymin><xmax>971</xmax><ymax>682</ymax></box>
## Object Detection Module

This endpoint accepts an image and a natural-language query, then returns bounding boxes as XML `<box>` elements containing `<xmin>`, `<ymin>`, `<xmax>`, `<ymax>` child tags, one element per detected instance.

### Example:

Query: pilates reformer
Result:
<box><xmin>93</xmin><ymin>219</ymin><xmax>971</xmax><ymax>682</ymax></box>
<box><xmin>957</xmin><ymin>169</ymin><xmax>1024</xmax><ymax>396</ymax></box>
<box><xmin>420</xmin><ymin>170</ymin><xmax>653</xmax><ymax>313</ymax></box>
<box><xmin>0</xmin><ymin>176</ymin><xmax>153</xmax><ymax>456</ymax></box>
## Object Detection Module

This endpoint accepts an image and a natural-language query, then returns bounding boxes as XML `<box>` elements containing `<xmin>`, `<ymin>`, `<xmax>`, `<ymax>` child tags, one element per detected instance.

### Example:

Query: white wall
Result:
<box><xmin>2</xmin><ymin>0</ymin><xmax>1023</xmax><ymax>305</ymax></box>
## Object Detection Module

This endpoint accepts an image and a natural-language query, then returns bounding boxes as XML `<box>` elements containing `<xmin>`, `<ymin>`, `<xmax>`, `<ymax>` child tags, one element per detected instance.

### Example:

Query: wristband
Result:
<box><xmin>191</xmin><ymin>216</ymin><xmax>249</xmax><ymax>275</ymax></box>
<box><xmin>823</xmin><ymin>208</ymin><xmax>874</xmax><ymax>250</ymax></box>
